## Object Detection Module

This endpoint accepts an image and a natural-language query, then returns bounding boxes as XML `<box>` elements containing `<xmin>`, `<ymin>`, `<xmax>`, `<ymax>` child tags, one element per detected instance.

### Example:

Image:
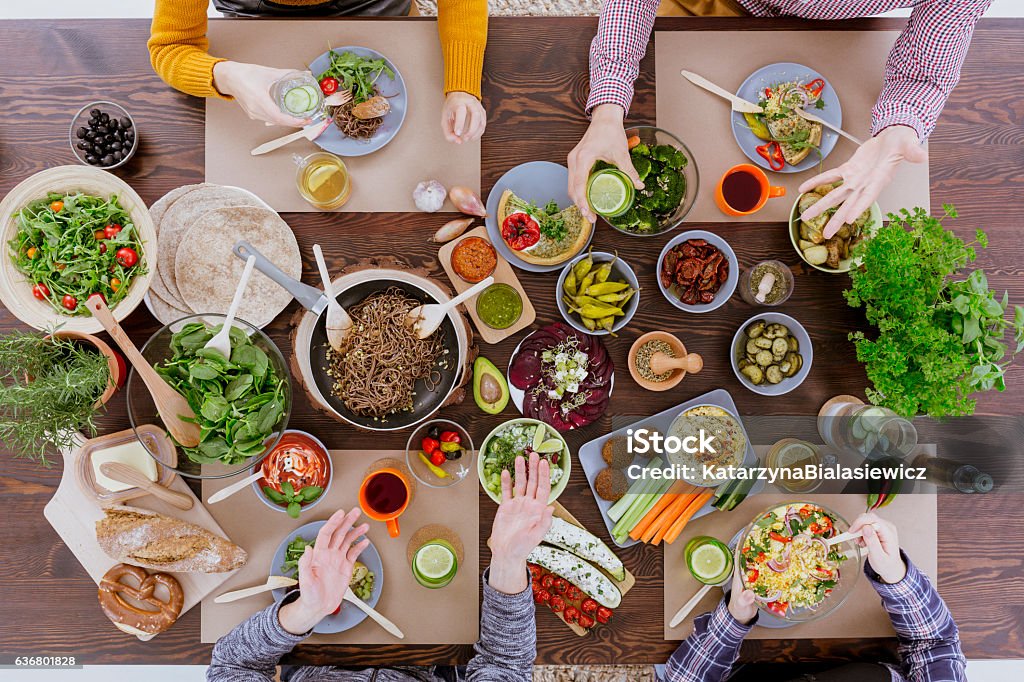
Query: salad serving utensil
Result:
<box><xmin>207</xmin><ymin>454</ymin><xmax>296</xmax><ymax>505</ymax></box>
<box><xmin>343</xmin><ymin>587</ymin><xmax>404</xmax><ymax>638</ymax></box>
<box><xmin>669</xmin><ymin>575</ymin><xmax>729</xmax><ymax>628</ymax></box>
<box><xmin>794</xmin><ymin>108</ymin><xmax>863</xmax><ymax>145</ymax></box>
<box><xmin>203</xmin><ymin>255</ymin><xmax>256</xmax><ymax>360</ymax></box>
<box><xmin>406</xmin><ymin>275</ymin><xmax>494</xmax><ymax>339</ymax></box>
<box><xmin>99</xmin><ymin>461</ymin><xmax>194</xmax><ymax>510</ymax></box>
<box><xmin>215</xmin><ymin>575</ymin><xmax>298</xmax><ymax>603</ymax></box>
<box><xmin>85</xmin><ymin>294</ymin><xmax>202</xmax><ymax>447</ymax></box>
<box><xmin>826</xmin><ymin>529</ymin><xmax>865</xmax><ymax>547</ymax></box>
<box><xmin>312</xmin><ymin>244</ymin><xmax>352</xmax><ymax>351</ymax></box>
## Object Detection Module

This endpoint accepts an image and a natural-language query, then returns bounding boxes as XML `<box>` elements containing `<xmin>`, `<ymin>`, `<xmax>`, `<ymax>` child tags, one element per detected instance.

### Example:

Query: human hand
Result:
<box><xmin>798</xmin><ymin>125</ymin><xmax>926</xmax><ymax>238</ymax></box>
<box><xmin>278</xmin><ymin>508</ymin><xmax>370</xmax><ymax>635</ymax></box>
<box><xmin>727</xmin><ymin>547</ymin><xmax>757</xmax><ymax>625</ymax></box>
<box><xmin>212</xmin><ymin>61</ymin><xmax>312</xmax><ymax>128</ymax></box>
<box><xmin>487</xmin><ymin>452</ymin><xmax>555</xmax><ymax>594</ymax></box>
<box><xmin>567</xmin><ymin>104</ymin><xmax>644</xmax><ymax>223</ymax></box>
<box><xmin>441</xmin><ymin>91</ymin><xmax>486</xmax><ymax>144</ymax></box>
<box><xmin>850</xmin><ymin>512</ymin><xmax>906</xmax><ymax>584</ymax></box>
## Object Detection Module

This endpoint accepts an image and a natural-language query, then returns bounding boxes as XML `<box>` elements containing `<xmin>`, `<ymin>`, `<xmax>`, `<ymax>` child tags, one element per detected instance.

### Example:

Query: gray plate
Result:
<box><xmin>270</xmin><ymin>520</ymin><xmax>383</xmax><ymax>634</ymax></box>
<box><xmin>578</xmin><ymin>389</ymin><xmax>763</xmax><ymax>548</ymax></box>
<box><xmin>308</xmin><ymin>47</ymin><xmax>407</xmax><ymax>157</ymax></box>
<box><xmin>731</xmin><ymin>62</ymin><xmax>842</xmax><ymax>174</ymax></box>
<box><xmin>484</xmin><ymin>161</ymin><xmax>592</xmax><ymax>273</ymax></box>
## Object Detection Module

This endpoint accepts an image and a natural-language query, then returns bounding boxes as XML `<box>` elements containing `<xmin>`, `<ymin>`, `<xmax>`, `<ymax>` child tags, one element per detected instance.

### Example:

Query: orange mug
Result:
<box><xmin>358</xmin><ymin>467</ymin><xmax>411</xmax><ymax>538</ymax></box>
<box><xmin>715</xmin><ymin>164</ymin><xmax>786</xmax><ymax>216</ymax></box>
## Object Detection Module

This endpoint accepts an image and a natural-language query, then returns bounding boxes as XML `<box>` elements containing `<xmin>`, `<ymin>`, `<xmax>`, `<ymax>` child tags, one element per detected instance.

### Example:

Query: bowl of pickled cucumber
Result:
<box><xmin>730</xmin><ymin>313</ymin><xmax>812</xmax><ymax>396</ymax></box>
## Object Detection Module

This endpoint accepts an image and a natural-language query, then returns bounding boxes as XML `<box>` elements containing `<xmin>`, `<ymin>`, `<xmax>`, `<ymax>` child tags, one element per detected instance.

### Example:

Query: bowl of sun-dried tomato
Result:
<box><xmin>657</xmin><ymin>230</ymin><xmax>738</xmax><ymax>313</ymax></box>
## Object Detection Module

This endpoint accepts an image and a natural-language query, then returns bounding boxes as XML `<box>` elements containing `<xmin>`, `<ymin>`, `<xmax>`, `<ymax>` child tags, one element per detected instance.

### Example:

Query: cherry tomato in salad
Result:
<box><xmin>61</xmin><ymin>294</ymin><xmax>77</xmax><ymax>311</ymax></box>
<box><xmin>104</xmin><ymin>224</ymin><xmax>122</xmax><ymax>239</ymax></box>
<box><xmin>500</xmin><ymin>212</ymin><xmax>541</xmax><ymax>251</ymax></box>
<box><xmin>32</xmin><ymin>283</ymin><xmax>50</xmax><ymax>300</ymax></box>
<box><xmin>577</xmin><ymin>614</ymin><xmax>595</xmax><ymax>629</ymax></box>
<box><xmin>563</xmin><ymin>606</ymin><xmax>580</xmax><ymax>624</ymax></box>
<box><xmin>580</xmin><ymin>598</ymin><xmax>598</xmax><ymax>614</ymax></box>
<box><xmin>99</xmin><ymin>243</ymin><xmax>107</xmax><ymax>255</ymax></box>
<box><xmin>595</xmin><ymin>606</ymin><xmax>613</xmax><ymax>624</ymax></box>
<box><xmin>549</xmin><ymin>595</ymin><xmax>565</xmax><ymax>613</ymax></box>
<box><xmin>421</xmin><ymin>437</ymin><xmax>440</xmax><ymax>456</ymax></box>
<box><xmin>110</xmin><ymin>277</ymin><xmax>121</xmax><ymax>291</ymax></box>
<box><xmin>552</xmin><ymin>578</ymin><xmax>569</xmax><ymax>594</ymax></box>
<box><xmin>115</xmin><ymin>247</ymin><xmax>138</xmax><ymax>268</ymax></box>
<box><xmin>49</xmin><ymin>200</ymin><xmax>64</xmax><ymax>213</ymax></box>
<box><xmin>755</xmin><ymin>552</ymin><xmax>767</xmax><ymax>563</ymax></box>
<box><xmin>439</xmin><ymin>431</ymin><xmax>461</xmax><ymax>444</ymax></box>
<box><xmin>429</xmin><ymin>450</ymin><xmax>446</xmax><ymax>467</ymax></box>
<box><xmin>94</xmin><ymin>230</ymin><xmax>106</xmax><ymax>240</ymax></box>
<box><xmin>564</xmin><ymin>586</ymin><xmax>581</xmax><ymax>602</ymax></box>
<box><xmin>540</xmin><ymin>574</ymin><xmax>555</xmax><ymax>590</ymax></box>
<box><xmin>319</xmin><ymin>77</ymin><xmax>339</xmax><ymax>95</ymax></box>
<box><xmin>56</xmin><ymin>263</ymin><xmax>66</xmax><ymax>271</ymax></box>
<box><xmin>766</xmin><ymin>600</ymin><xmax>789</xmax><ymax>617</ymax></box>
<box><xmin>798</xmin><ymin>505</ymin><xmax>815</xmax><ymax>518</ymax></box>
<box><xmin>769</xmin><ymin>531</ymin><xmax>791</xmax><ymax>544</ymax></box>
<box><xmin>746</xmin><ymin>569</ymin><xmax>759</xmax><ymax>584</ymax></box>
<box><xmin>26</xmin><ymin>246</ymin><xmax>39</xmax><ymax>259</ymax></box>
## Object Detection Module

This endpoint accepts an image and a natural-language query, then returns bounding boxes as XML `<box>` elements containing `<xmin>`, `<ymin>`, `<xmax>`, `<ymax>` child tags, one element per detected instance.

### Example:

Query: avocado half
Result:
<box><xmin>473</xmin><ymin>356</ymin><xmax>509</xmax><ymax>415</ymax></box>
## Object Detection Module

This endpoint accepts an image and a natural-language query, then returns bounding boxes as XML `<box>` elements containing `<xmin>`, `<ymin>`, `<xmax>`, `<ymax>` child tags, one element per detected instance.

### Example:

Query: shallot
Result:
<box><xmin>413</xmin><ymin>180</ymin><xmax>447</xmax><ymax>213</ymax></box>
<box><xmin>430</xmin><ymin>217</ymin><xmax>475</xmax><ymax>243</ymax></box>
<box><xmin>449</xmin><ymin>186</ymin><xmax>486</xmax><ymax>217</ymax></box>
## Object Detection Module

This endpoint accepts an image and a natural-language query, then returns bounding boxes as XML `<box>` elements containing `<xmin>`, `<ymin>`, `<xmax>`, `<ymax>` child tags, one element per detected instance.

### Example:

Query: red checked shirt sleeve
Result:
<box><xmin>586</xmin><ymin>0</ymin><xmax>660</xmax><ymax>115</ymax></box>
<box><xmin>871</xmin><ymin>0</ymin><xmax>991</xmax><ymax>140</ymax></box>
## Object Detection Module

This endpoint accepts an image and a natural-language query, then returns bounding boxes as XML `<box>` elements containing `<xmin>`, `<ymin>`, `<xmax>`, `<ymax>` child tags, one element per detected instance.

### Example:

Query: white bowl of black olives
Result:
<box><xmin>69</xmin><ymin>101</ymin><xmax>138</xmax><ymax>170</ymax></box>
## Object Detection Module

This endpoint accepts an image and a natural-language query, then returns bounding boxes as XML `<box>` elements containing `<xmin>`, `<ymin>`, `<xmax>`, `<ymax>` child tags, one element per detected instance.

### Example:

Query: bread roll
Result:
<box><xmin>96</xmin><ymin>506</ymin><xmax>247</xmax><ymax>573</ymax></box>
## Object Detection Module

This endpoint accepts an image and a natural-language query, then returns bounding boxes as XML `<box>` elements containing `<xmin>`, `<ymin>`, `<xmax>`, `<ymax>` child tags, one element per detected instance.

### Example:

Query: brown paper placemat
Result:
<box><xmin>205</xmin><ymin>20</ymin><xmax>480</xmax><ymax>212</ymax></box>
<box><xmin>654</xmin><ymin>31</ymin><xmax>930</xmax><ymax>222</ymax></box>
<box><xmin>200</xmin><ymin>449</ymin><xmax>480</xmax><ymax>644</ymax></box>
<box><xmin>664</xmin><ymin>450</ymin><xmax>937</xmax><ymax>639</ymax></box>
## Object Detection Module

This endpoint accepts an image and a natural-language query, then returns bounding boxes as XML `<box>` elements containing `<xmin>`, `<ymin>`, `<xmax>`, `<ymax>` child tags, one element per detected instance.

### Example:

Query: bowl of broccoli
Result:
<box><xmin>601</xmin><ymin>126</ymin><xmax>699</xmax><ymax>237</ymax></box>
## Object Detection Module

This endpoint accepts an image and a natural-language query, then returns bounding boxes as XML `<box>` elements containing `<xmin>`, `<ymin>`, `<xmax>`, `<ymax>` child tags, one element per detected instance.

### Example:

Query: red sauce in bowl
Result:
<box><xmin>451</xmin><ymin>236</ymin><xmax>498</xmax><ymax>283</ymax></box>
<box><xmin>258</xmin><ymin>431</ymin><xmax>331</xmax><ymax>504</ymax></box>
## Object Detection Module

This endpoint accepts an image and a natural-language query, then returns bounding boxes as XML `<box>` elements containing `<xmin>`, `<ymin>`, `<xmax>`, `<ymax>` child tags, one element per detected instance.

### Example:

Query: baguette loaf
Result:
<box><xmin>96</xmin><ymin>506</ymin><xmax>247</xmax><ymax>573</ymax></box>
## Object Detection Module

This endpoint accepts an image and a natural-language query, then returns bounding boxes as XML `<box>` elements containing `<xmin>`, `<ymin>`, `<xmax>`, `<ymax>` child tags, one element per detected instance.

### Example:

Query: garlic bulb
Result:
<box><xmin>413</xmin><ymin>180</ymin><xmax>447</xmax><ymax>212</ymax></box>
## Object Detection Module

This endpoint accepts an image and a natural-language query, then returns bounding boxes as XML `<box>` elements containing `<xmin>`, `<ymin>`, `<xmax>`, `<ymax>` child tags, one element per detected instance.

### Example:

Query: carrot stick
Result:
<box><xmin>628</xmin><ymin>481</ymin><xmax>691</xmax><ymax>540</ymax></box>
<box><xmin>640</xmin><ymin>493</ymin><xmax>692</xmax><ymax>543</ymax></box>
<box><xmin>661</xmin><ymin>490</ymin><xmax>715</xmax><ymax>545</ymax></box>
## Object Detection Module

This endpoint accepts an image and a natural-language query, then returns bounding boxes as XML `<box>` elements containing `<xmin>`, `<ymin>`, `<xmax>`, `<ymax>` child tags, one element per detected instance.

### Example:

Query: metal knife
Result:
<box><xmin>680</xmin><ymin>70</ymin><xmax>763</xmax><ymax>114</ymax></box>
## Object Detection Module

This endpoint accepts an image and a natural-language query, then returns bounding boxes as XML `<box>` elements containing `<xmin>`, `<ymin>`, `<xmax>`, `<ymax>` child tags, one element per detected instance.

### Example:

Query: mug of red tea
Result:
<box><xmin>359</xmin><ymin>467</ymin><xmax>412</xmax><ymax>538</ymax></box>
<box><xmin>715</xmin><ymin>164</ymin><xmax>786</xmax><ymax>216</ymax></box>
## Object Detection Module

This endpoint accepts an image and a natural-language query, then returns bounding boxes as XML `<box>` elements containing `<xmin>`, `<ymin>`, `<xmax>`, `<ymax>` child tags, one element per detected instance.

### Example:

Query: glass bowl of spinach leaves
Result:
<box><xmin>127</xmin><ymin>314</ymin><xmax>291</xmax><ymax>478</ymax></box>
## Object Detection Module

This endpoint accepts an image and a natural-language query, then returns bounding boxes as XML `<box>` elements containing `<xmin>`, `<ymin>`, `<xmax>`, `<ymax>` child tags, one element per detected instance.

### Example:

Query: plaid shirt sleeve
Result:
<box><xmin>586</xmin><ymin>0</ymin><xmax>660</xmax><ymax>115</ymax></box>
<box><xmin>664</xmin><ymin>598</ymin><xmax>755</xmax><ymax>682</ymax></box>
<box><xmin>871</xmin><ymin>0</ymin><xmax>992</xmax><ymax>139</ymax></box>
<box><xmin>867</xmin><ymin>552</ymin><xmax>967</xmax><ymax>682</ymax></box>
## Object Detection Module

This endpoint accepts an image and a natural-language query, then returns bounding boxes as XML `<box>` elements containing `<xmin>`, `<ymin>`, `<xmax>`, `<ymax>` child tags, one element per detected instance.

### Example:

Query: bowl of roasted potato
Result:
<box><xmin>731</xmin><ymin>313</ymin><xmax>812</xmax><ymax>396</ymax></box>
<box><xmin>789</xmin><ymin>182</ymin><xmax>881</xmax><ymax>273</ymax></box>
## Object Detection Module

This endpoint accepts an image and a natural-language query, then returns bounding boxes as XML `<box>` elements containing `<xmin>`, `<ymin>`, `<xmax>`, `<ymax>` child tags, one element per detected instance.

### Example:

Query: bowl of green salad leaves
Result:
<box><xmin>601</xmin><ymin>126</ymin><xmax>699</xmax><ymax>237</ymax></box>
<box><xmin>127</xmin><ymin>314</ymin><xmax>291</xmax><ymax>479</ymax></box>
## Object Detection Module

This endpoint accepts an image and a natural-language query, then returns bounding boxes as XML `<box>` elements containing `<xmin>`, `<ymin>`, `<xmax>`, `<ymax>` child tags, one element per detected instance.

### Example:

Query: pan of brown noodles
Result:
<box><xmin>233</xmin><ymin>241</ymin><xmax>467</xmax><ymax>431</ymax></box>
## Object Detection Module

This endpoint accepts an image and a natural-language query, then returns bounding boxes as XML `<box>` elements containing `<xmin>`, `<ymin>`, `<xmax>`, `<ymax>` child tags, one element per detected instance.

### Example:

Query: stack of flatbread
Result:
<box><xmin>146</xmin><ymin>184</ymin><xmax>302</xmax><ymax>327</ymax></box>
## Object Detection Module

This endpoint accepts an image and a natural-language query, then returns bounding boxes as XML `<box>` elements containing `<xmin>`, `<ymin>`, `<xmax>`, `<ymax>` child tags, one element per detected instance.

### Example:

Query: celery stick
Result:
<box><xmin>614</xmin><ymin>478</ymin><xmax>673</xmax><ymax>541</ymax></box>
<box><xmin>607</xmin><ymin>457</ymin><xmax>663</xmax><ymax>522</ymax></box>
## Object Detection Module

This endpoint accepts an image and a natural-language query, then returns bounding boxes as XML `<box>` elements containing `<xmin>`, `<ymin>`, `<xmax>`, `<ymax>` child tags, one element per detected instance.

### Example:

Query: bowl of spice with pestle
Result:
<box><xmin>628</xmin><ymin>331</ymin><xmax>703</xmax><ymax>391</ymax></box>
<box><xmin>739</xmin><ymin>260</ymin><xmax>794</xmax><ymax>306</ymax></box>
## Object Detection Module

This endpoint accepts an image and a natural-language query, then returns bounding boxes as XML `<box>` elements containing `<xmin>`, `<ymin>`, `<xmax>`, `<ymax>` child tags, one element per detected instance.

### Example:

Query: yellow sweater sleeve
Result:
<box><xmin>437</xmin><ymin>0</ymin><xmax>488</xmax><ymax>99</ymax></box>
<box><xmin>148</xmin><ymin>0</ymin><xmax>231</xmax><ymax>99</ymax></box>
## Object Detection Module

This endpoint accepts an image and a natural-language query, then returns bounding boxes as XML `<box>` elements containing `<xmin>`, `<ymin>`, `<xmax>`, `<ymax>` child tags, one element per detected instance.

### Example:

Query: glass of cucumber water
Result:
<box><xmin>271</xmin><ymin>71</ymin><xmax>324</xmax><ymax>119</ymax></box>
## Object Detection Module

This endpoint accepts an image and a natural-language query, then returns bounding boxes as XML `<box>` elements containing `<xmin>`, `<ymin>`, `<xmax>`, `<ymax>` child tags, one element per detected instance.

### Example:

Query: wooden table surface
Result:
<box><xmin>1</xmin><ymin>16</ymin><xmax>1023</xmax><ymax>667</ymax></box>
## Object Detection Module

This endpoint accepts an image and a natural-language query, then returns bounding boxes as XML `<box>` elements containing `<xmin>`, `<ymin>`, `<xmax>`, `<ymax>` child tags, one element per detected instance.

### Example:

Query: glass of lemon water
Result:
<box><xmin>294</xmin><ymin>152</ymin><xmax>351</xmax><ymax>210</ymax></box>
<box><xmin>587</xmin><ymin>167</ymin><xmax>635</xmax><ymax>218</ymax></box>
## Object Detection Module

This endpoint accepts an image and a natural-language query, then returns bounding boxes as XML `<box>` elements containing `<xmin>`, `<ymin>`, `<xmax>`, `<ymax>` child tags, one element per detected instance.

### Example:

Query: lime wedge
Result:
<box><xmin>537</xmin><ymin>438</ymin><xmax>565</xmax><ymax>454</ymax></box>
<box><xmin>283</xmin><ymin>86</ymin><xmax>312</xmax><ymax>115</ymax></box>
<box><xmin>414</xmin><ymin>542</ymin><xmax>456</xmax><ymax>581</ymax></box>
<box><xmin>689</xmin><ymin>542</ymin><xmax>729</xmax><ymax>584</ymax></box>
<box><xmin>587</xmin><ymin>169</ymin><xmax>633</xmax><ymax>217</ymax></box>
<box><xmin>531</xmin><ymin>424</ymin><xmax>546</xmax><ymax>452</ymax></box>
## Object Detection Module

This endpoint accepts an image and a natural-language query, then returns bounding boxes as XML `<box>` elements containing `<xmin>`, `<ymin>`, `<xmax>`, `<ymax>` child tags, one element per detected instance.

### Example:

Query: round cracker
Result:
<box><xmin>175</xmin><ymin>206</ymin><xmax>300</xmax><ymax>328</ymax></box>
<box><xmin>146</xmin><ymin>289</ymin><xmax>192</xmax><ymax>326</ymax></box>
<box><xmin>158</xmin><ymin>186</ymin><xmax>265</xmax><ymax>305</ymax></box>
<box><xmin>148</xmin><ymin>184</ymin><xmax>209</xmax><ymax>308</ymax></box>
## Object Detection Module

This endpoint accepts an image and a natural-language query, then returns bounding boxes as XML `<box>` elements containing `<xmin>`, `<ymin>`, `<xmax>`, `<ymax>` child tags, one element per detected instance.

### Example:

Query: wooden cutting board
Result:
<box><xmin>540</xmin><ymin>502</ymin><xmax>635</xmax><ymax>637</ymax></box>
<box><xmin>43</xmin><ymin>432</ymin><xmax>241</xmax><ymax>640</ymax></box>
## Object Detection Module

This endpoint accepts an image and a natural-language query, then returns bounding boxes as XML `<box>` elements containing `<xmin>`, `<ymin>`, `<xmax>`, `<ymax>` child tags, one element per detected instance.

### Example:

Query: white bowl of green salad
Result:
<box><xmin>477</xmin><ymin>418</ymin><xmax>571</xmax><ymax>504</ymax></box>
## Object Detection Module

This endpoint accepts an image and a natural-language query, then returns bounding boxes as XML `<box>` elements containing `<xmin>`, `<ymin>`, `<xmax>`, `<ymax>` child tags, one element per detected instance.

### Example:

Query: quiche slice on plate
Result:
<box><xmin>497</xmin><ymin>189</ymin><xmax>593</xmax><ymax>267</ymax></box>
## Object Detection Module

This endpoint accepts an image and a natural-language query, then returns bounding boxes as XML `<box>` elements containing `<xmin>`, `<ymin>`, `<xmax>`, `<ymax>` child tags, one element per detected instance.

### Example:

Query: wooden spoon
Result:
<box><xmin>100</xmin><ymin>462</ymin><xmax>193</xmax><ymax>510</ymax></box>
<box><xmin>203</xmin><ymin>255</ymin><xmax>255</xmax><ymax>360</ymax></box>
<box><xmin>214</xmin><ymin>575</ymin><xmax>297</xmax><ymax>603</ymax></box>
<box><xmin>649</xmin><ymin>351</ymin><xmax>704</xmax><ymax>376</ymax></box>
<box><xmin>86</xmin><ymin>295</ymin><xmax>201</xmax><ymax>447</ymax></box>
<box><xmin>406</xmin><ymin>276</ymin><xmax>494</xmax><ymax>340</ymax></box>
<box><xmin>312</xmin><ymin>244</ymin><xmax>352</xmax><ymax>351</ymax></box>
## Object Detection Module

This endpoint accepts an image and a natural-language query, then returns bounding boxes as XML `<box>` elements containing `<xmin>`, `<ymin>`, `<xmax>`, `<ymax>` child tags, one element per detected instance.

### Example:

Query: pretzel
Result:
<box><xmin>97</xmin><ymin>563</ymin><xmax>184</xmax><ymax>636</ymax></box>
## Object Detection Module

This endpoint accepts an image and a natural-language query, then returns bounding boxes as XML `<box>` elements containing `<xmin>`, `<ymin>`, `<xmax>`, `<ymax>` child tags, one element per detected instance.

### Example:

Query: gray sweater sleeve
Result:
<box><xmin>207</xmin><ymin>596</ymin><xmax>309</xmax><ymax>682</ymax></box>
<box><xmin>465</xmin><ymin>567</ymin><xmax>537</xmax><ymax>681</ymax></box>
